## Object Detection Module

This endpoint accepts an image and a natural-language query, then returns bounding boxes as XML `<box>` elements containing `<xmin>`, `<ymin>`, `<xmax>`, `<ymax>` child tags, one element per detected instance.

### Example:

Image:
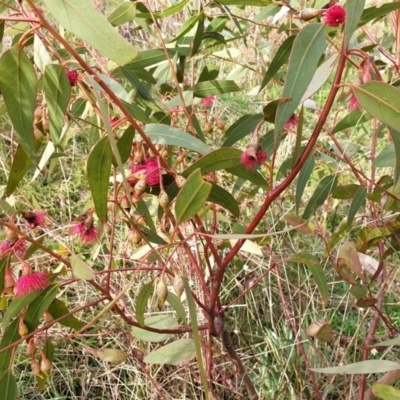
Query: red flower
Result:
<box><xmin>22</xmin><ymin>211</ymin><xmax>49</xmax><ymax>229</ymax></box>
<box><xmin>202</xmin><ymin>97</ymin><xmax>215</xmax><ymax>107</ymax></box>
<box><xmin>66</xmin><ymin>69</ymin><xmax>79</xmax><ymax>86</ymax></box>
<box><xmin>110</xmin><ymin>116</ymin><xmax>119</xmax><ymax>125</ymax></box>
<box><xmin>348</xmin><ymin>90</ymin><xmax>359</xmax><ymax>111</ymax></box>
<box><xmin>284</xmin><ymin>114</ymin><xmax>300</xmax><ymax>131</ymax></box>
<box><xmin>14</xmin><ymin>271</ymin><xmax>50</xmax><ymax>297</ymax></box>
<box><xmin>145</xmin><ymin>158</ymin><xmax>160</xmax><ymax>186</ymax></box>
<box><xmin>69</xmin><ymin>214</ymin><xmax>100</xmax><ymax>245</ymax></box>
<box><xmin>0</xmin><ymin>239</ymin><xmax>26</xmax><ymax>257</ymax></box>
<box><xmin>323</xmin><ymin>4</ymin><xmax>346</xmax><ymax>27</ymax></box>
<box><xmin>241</xmin><ymin>148</ymin><xmax>267</xmax><ymax>170</ymax></box>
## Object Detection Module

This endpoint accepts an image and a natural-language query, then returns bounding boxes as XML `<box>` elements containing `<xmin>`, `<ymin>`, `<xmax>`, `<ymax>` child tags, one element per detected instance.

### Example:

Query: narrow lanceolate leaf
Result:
<box><xmin>143</xmin><ymin>124</ymin><xmax>211</xmax><ymax>154</ymax></box>
<box><xmin>136</xmin><ymin>282</ymin><xmax>154</xmax><ymax>327</ymax></box>
<box><xmin>344</xmin><ymin>0</ymin><xmax>365</xmax><ymax>46</ymax></box>
<box><xmin>191</xmin><ymin>12</ymin><xmax>204</xmax><ymax>57</ymax></box>
<box><xmin>215</xmin><ymin>0</ymin><xmax>271</xmax><ymax>6</ymax></box>
<box><xmin>289</xmin><ymin>253</ymin><xmax>328</xmax><ymax>304</ymax></box>
<box><xmin>70</xmin><ymin>254</ymin><xmax>95</xmax><ymax>281</ymax></box>
<box><xmin>347</xmin><ymin>186</ymin><xmax>366</xmax><ymax>226</ymax></box>
<box><xmin>359</xmin><ymin>3</ymin><xmax>400</xmax><ymax>27</ymax></box>
<box><xmin>208</xmin><ymin>184</ymin><xmax>240</xmax><ymax>217</ymax></box>
<box><xmin>25</xmin><ymin>285</ymin><xmax>59</xmax><ymax>331</ymax></box>
<box><xmin>332</xmin><ymin>109</ymin><xmax>370</xmax><ymax>134</ymax></box>
<box><xmin>188</xmin><ymin>80</ymin><xmax>241</xmax><ymax>98</ymax></box>
<box><xmin>183</xmin><ymin>148</ymin><xmax>242</xmax><ymax>177</ymax></box>
<box><xmin>113</xmin><ymin>126</ymin><xmax>135</xmax><ymax>167</ymax></box>
<box><xmin>87</xmin><ymin>136</ymin><xmax>112</xmax><ymax>222</ymax></box>
<box><xmin>259</xmin><ymin>35</ymin><xmax>296</xmax><ymax>93</ymax></box>
<box><xmin>311</xmin><ymin>360</ymin><xmax>400</xmax><ymax>374</ymax></box>
<box><xmin>132</xmin><ymin>315</ymin><xmax>176</xmax><ymax>342</ymax></box>
<box><xmin>0</xmin><ymin>370</ymin><xmax>17</xmax><ymax>400</ymax></box>
<box><xmin>226</xmin><ymin>165</ymin><xmax>269</xmax><ymax>189</ymax></box>
<box><xmin>108</xmin><ymin>2</ymin><xmax>136</xmax><ymax>26</ymax></box>
<box><xmin>44</xmin><ymin>64</ymin><xmax>71</xmax><ymax>144</ymax></box>
<box><xmin>389</xmin><ymin>128</ymin><xmax>400</xmax><ymax>182</ymax></box>
<box><xmin>222</xmin><ymin>114</ymin><xmax>264</xmax><ymax>147</ymax></box>
<box><xmin>353</xmin><ymin>82</ymin><xmax>400</xmax><ymax>131</ymax></box>
<box><xmin>144</xmin><ymin>338</ymin><xmax>196</xmax><ymax>365</ymax></box>
<box><xmin>275</xmin><ymin>24</ymin><xmax>325</xmax><ymax>136</ymax></box>
<box><xmin>338</xmin><ymin>240</ymin><xmax>365</xmax><ymax>282</ymax></box>
<box><xmin>0</xmin><ymin>47</ymin><xmax>37</xmax><ymax>161</ymax></box>
<box><xmin>42</xmin><ymin>0</ymin><xmax>138</xmax><ymax>66</ymax></box>
<box><xmin>48</xmin><ymin>299</ymin><xmax>85</xmax><ymax>330</ymax></box>
<box><xmin>0</xmin><ymin>319</ymin><xmax>20</xmax><ymax>373</ymax></box>
<box><xmin>175</xmin><ymin>169</ymin><xmax>212</xmax><ymax>224</ymax></box>
<box><xmin>0</xmin><ymin>258</ymin><xmax>6</xmax><ymax>296</ymax></box>
<box><xmin>296</xmin><ymin>154</ymin><xmax>315</xmax><ymax>214</ymax></box>
<box><xmin>303</xmin><ymin>175</ymin><xmax>338</xmax><ymax>220</ymax></box>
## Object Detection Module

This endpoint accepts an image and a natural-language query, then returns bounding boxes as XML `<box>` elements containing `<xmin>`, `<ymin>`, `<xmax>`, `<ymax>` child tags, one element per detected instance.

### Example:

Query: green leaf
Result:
<box><xmin>289</xmin><ymin>253</ymin><xmax>328</xmax><ymax>303</ymax></box>
<box><xmin>0</xmin><ymin>319</ymin><xmax>19</xmax><ymax>373</ymax></box>
<box><xmin>108</xmin><ymin>2</ymin><xmax>136</xmax><ymax>26</ymax></box>
<box><xmin>184</xmin><ymin>278</ymin><xmax>208</xmax><ymax>394</ymax></box>
<box><xmin>359</xmin><ymin>3</ymin><xmax>400</xmax><ymax>27</ymax></box>
<box><xmin>263</xmin><ymin>98</ymin><xmax>291</xmax><ymax>124</ymax></box>
<box><xmin>25</xmin><ymin>285</ymin><xmax>59</xmax><ymax>331</ymax></box>
<box><xmin>87</xmin><ymin>136</ymin><xmax>112</xmax><ymax>222</ymax></box>
<box><xmin>332</xmin><ymin>184</ymin><xmax>361</xmax><ymax>199</ymax></box>
<box><xmin>0</xmin><ymin>47</ymin><xmax>37</xmax><ymax>161</ymax></box>
<box><xmin>331</xmin><ymin>109</ymin><xmax>370</xmax><ymax>134</ymax></box>
<box><xmin>303</xmin><ymin>175</ymin><xmax>338</xmax><ymax>220</ymax></box>
<box><xmin>0</xmin><ymin>370</ymin><xmax>17</xmax><ymax>400</ymax></box>
<box><xmin>183</xmin><ymin>148</ymin><xmax>242</xmax><ymax>177</ymax></box>
<box><xmin>353</xmin><ymin>82</ymin><xmax>400</xmax><ymax>132</ymax></box>
<box><xmin>275</xmin><ymin>24</ymin><xmax>325</xmax><ymax>136</ymax></box>
<box><xmin>188</xmin><ymin>80</ymin><xmax>241</xmax><ymax>98</ymax></box>
<box><xmin>42</xmin><ymin>0</ymin><xmax>138</xmax><ymax>66</ymax></box>
<box><xmin>296</xmin><ymin>154</ymin><xmax>315</xmax><ymax>214</ymax></box>
<box><xmin>166</xmin><ymin>292</ymin><xmax>187</xmax><ymax>323</ymax></box>
<box><xmin>113</xmin><ymin>126</ymin><xmax>135</xmax><ymax>167</ymax></box>
<box><xmin>226</xmin><ymin>165</ymin><xmax>269</xmax><ymax>189</ymax></box>
<box><xmin>347</xmin><ymin>186</ymin><xmax>366</xmax><ymax>226</ymax></box>
<box><xmin>48</xmin><ymin>298</ymin><xmax>85</xmax><ymax>330</ymax></box>
<box><xmin>136</xmin><ymin>225</ymin><xmax>168</xmax><ymax>245</ymax></box>
<box><xmin>372</xmin><ymin>383</ymin><xmax>400</xmax><ymax>400</ymax></box>
<box><xmin>311</xmin><ymin>360</ymin><xmax>400</xmax><ymax>374</ymax></box>
<box><xmin>208</xmin><ymin>184</ymin><xmax>239</xmax><ymax>217</ymax></box>
<box><xmin>344</xmin><ymin>0</ymin><xmax>366</xmax><ymax>46</ymax></box>
<box><xmin>144</xmin><ymin>338</ymin><xmax>196</xmax><ymax>365</ymax></box>
<box><xmin>123</xmin><ymin>49</ymin><xmax>188</xmax><ymax>70</ymax></box>
<box><xmin>175</xmin><ymin>169</ymin><xmax>212</xmax><ymax>224</ymax></box>
<box><xmin>389</xmin><ymin>128</ymin><xmax>400</xmax><ymax>182</ymax></box>
<box><xmin>191</xmin><ymin>12</ymin><xmax>204</xmax><ymax>57</ymax></box>
<box><xmin>70</xmin><ymin>254</ymin><xmax>95</xmax><ymax>280</ymax></box>
<box><xmin>171</xmin><ymin>13</ymin><xmax>203</xmax><ymax>43</ymax></box>
<box><xmin>338</xmin><ymin>240</ymin><xmax>366</xmax><ymax>282</ymax></box>
<box><xmin>259</xmin><ymin>35</ymin><xmax>296</xmax><ymax>92</ymax></box>
<box><xmin>222</xmin><ymin>114</ymin><xmax>263</xmax><ymax>147</ymax></box>
<box><xmin>215</xmin><ymin>0</ymin><xmax>271</xmax><ymax>5</ymax></box>
<box><xmin>2</xmin><ymin>291</ymin><xmax>45</xmax><ymax>328</ymax></box>
<box><xmin>131</xmin><ymin>315</ymin><xmax>177</xmax><ymax>342</ymax></box>
<box><xmin>143</xmin><ymin>124</ymin><xmax>211</xmax><ymax>155</ymax></box>
<box><xmin>136</xmin><ymin>282</ymin><xmax>153</xmax><ymax>327</ymax></box>
<box><xmin>44</xmin><ymin>64</ymin><xmax>71</xmax><ymax>144</ymax></box>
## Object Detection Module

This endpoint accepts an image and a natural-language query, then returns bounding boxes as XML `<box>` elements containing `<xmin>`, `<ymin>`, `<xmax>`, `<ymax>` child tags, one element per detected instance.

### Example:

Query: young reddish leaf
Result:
<box><xmin>144</xmin><ymin>338</ymin><xmax>196</xmax><ymax>365</ymax></box>
<box><xmin>87</xmin><ymin>136</ymin><xmax>112</xmax><ymax>223</ymax></box>
<box><xmin>44</xmin><ymin>64</ymin><xmax>71</xmax><ymax>145</ymax></box>
<box><xmin>70</xmin><ymin>254</ymin><xmax>95</xmax><ymax>281</ymax></box>
<box><xmin>42</xmin><ymin>0</ymin><xmax>138</xmax><ymax>66</ymax></box>
<box><xmin>175</xmin><ymin>169</ymin><xmax>212</xmax><ymax>224</ymax></box>
<box><xmin>0</xmin><ymin>47</ymin><xmax>37</xmax><ymax>162</ymax></box>
<box><xmin>353</xmin><ymin>82</ymin><xmax>400</xmax><ymax>131</ymax></box>
<box><xmin>275</xmin><ymin>24</ymin><xmax>325</xmax><ymax>136</ymax></box>
<box><xmin>338</xmin><ymin>240</ymin><xmax>366</xmax><ymax>283</ymax></box>
<box><xmin>136</xmin><ymin>282</ymin><xmax>154</xmax><ymax>327</ymax></box>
